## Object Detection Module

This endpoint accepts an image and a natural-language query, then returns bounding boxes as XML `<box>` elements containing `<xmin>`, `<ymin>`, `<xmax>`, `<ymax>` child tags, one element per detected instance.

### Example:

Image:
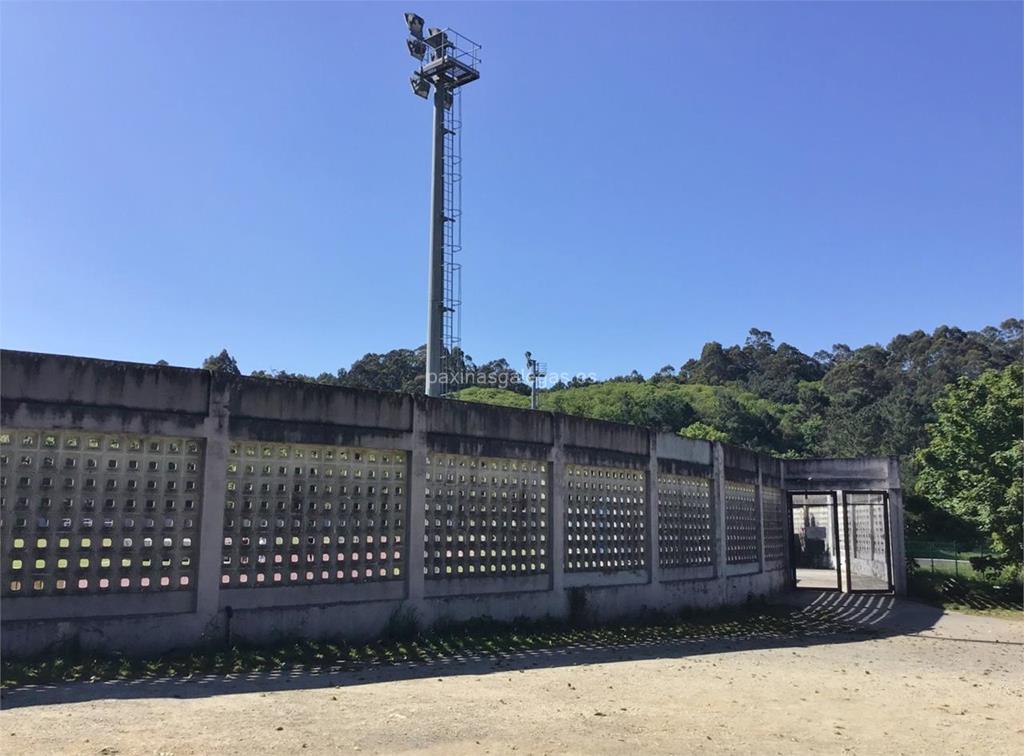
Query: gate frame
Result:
<box><xmin>786</xmin><ymin>491</ymin><xmax>842</xmax><ymax>591</ymax></box>
<box><xmin>841</xmin><ymin>490</ymin><xmax>894</xmax><ymax>594</ymax></box>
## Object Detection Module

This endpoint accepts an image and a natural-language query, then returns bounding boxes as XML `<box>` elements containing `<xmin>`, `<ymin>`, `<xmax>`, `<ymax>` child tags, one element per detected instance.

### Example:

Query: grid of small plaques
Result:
<box><xmin>761</xmin><ymin>485</ymin><xmax>786</xmax><ymax>564</ymax></box>
<box><xmin>565</xmin><ymin>465</ymin><xmax>647</xmax><ymax>572</ymax></box>
<box><xmin>724</xmin><ymin>480</ymin><xmax>760</xmax><ymax>564</ymax></box>
<box><xmin>657</xmin><ymin>474</ymin><xmax>713</xmax><ymax>568</ymax></box>
<box><xmin>1</xmin><ymin>429</ymin><xmax>203</xmax><ymax>597</ymax></box>
<box><xmin>222</xmin><ymin>442</ymin><xmax>406</xmax><ymax>587</ymax></box>
<box><xmin>424</xmin><ymin>453</ymin><xmax>549</xmax><ymax>578</ymax></box>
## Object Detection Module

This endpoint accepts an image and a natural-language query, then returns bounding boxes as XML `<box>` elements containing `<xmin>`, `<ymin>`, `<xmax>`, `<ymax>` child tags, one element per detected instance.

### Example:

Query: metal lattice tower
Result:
<box><xmin>404</xmin><ymin>13</ymin><xmax>480</xmax><ymax>397</ymax></box>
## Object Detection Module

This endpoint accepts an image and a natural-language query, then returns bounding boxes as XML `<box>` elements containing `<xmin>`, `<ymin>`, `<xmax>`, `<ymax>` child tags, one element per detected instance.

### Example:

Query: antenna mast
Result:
<box><xmin>525</xmin><ymin>351</ymin><xmax>547</xmax><ymax>411</ymax></box>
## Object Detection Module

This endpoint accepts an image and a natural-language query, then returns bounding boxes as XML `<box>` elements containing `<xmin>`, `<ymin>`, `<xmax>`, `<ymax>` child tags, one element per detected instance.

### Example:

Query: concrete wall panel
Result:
<box><xmin>0</xmin><ymin>350</ymin><xmax>905</xmax><ymax>656</ymax></box>
<box><xmin>423</xmin><ymin>396</ymin><xmax>553</xmax><ymax>444</ymax></box>
<box><xmin>1</xmin><ymin>350</ymin><xmax>209</xmax><ymax>414</ymax></box>
<box><xmin>229</xmin><ymin>378</ymin><xmax>412</xmax><ymax>431</ymax></box>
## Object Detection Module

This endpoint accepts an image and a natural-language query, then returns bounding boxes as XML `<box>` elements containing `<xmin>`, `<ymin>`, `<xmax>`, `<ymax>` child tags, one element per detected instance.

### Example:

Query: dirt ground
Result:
<box><xmin>2</xmin><ymin>594</ymin><xmax>1022</xmax><ymax>755</ymax></box>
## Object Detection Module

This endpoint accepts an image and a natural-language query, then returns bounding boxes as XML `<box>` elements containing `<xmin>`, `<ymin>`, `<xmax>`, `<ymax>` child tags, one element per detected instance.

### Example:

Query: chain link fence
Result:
<box><xmin>905</xmin><ymin>540</ymin><xmax>994</xmax><ymax>578</ymax></box>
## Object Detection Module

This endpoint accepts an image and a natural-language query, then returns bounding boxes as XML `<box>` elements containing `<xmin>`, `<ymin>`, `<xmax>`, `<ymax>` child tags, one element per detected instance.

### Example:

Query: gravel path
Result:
<box><xmin>2</xmin><ymin>595</ymin><xmax>1021</xmax><ymax>755</ymax></box>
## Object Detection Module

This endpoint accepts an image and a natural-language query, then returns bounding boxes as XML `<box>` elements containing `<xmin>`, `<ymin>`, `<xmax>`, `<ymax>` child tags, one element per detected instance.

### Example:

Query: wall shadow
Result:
<box><xmin>0</xmin><ymin>591</ymin><xmax>986</xmax><ymax>710</ymax></box>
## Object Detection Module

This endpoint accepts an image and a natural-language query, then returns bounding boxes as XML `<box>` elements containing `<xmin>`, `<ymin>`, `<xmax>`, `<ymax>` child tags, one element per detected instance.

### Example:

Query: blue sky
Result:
<box><xmin>2</xmin><ymin>1</ymin><xmax>1021</xmax><ymax>379</ymax></box>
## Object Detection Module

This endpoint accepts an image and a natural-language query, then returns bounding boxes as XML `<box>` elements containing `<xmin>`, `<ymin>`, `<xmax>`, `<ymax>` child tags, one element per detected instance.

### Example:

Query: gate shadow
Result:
<box><xmin>0</xmin><ymin>591</ymin><xmax>984</xmax><ymax>710</ymax></box>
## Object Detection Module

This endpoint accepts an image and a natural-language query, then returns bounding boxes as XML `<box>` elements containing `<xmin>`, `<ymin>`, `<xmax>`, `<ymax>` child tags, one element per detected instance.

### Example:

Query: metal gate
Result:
<box><xmin>842</xmin><ymin>491</ymin><xmax>893</xmax><ymax>592</ymax></box>
<box><xmin>787</xmin><ymin>490</ymin><xmax>894</xmax><ymax>593</ymax></box>
<box><xmin>788</xmin><ymin>492</ymin><xmax>841</xmax><ymax>590</ymax></box>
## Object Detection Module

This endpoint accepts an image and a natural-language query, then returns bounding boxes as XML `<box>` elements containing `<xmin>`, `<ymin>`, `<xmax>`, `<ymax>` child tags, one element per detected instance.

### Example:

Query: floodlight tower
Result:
<box><xmin>405</xmin><ymin>12</ymin><xmax>481</xmax><ymax>397</ymax></box>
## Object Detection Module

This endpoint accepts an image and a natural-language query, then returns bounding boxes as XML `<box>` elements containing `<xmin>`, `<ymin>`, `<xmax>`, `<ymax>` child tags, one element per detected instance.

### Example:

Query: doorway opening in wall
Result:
<box><xmin>788</xmin><ymin>492</ymin><xmax>841</xmax><ymax>590</ymax></box>
<box><xmin>842</xmin><ymin>491</ymin><xmax>894</xmax><ymax>593</ymax></box>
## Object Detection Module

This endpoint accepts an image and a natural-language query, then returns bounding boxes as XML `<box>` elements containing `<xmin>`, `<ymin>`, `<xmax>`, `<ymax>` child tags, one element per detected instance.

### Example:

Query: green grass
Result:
<box><xmin>908</xmin><ymin>570</ymin><xmax>1023</xmax><ymax>620</ymax></box>
<box><xmin>915</xmin><ymin>559</ymin><xmax>985</xmax><ymax>580</ymax></box>
<box><xmin>0</xmin><ymin>603</ymin><xmax>861</xmax><ymax>691</ymax></box>
<box><xmin>905</xmin><ymin>542</ymin><xmax>986</xmax><ymax>561</ymax></box>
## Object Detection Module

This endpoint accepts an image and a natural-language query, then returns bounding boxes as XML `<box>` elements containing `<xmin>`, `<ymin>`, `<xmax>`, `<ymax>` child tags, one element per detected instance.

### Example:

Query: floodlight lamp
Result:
<box><xmin>407</xmin><ymin>37</ymin><xmax>426</xmax><ymax>60</ymax></box>
<box><xmin>405</xmin><ymin>12</ymin><xmax>425</xmax><ymax>39</ymax></box>
<box><xmin>409</xmin><ymin>74</ymin><xmax>431</xmax><ymax>99</ymax></box>
<box><xmin>425</xmin><ymin>28</ymin><xmax>447</xmax><ymax>50</ymax></box>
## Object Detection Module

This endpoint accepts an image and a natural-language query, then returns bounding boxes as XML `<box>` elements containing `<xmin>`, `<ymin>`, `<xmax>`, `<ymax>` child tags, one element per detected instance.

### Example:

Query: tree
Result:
<box><xmin>680</xmin><ymin>421</ymin><xmax>729</xmax><ymax>443</ymax></box>
<box><xmin>649</xmin><ymin>364</ymin><xmax>678</xmax><ymax>384</ymax></box>
<box><xmin>782</xmin><ymin>381</ymin><xmax>827</xmax><ymax>453</ymax></box>
<box><xmin>607</xmin><ymin>370</ymin><xmax>645</xmax><ymax>384</ymax></box>
<box><xmin>202</xmin><ymin>349</ymin><xmax>241</xmax><ymax>375</ymax></box>
<box><xmin>338</xmin><ymin>347</ymin><xmax>425</xmax><ymax>393</ymax></box>
<box><xmin>681</xmin><ymin>341</ymin><xmax>733</xmax><ymax>384</ymax></box>
<box><xmin>746</xmin><ymin>327</ymin><xmax>773</xmax><ymax>346</ymax></box>
<box><xmin>816</xmin><ymin>345</ymin><xmax>891</xmax><ymax>456</ymax></box>
<box><xmin>644</xmin><ymin>392</ymin><xmax>697</xmax><ymax>432</ymax></box>
<box><xmin>745</xmin><ymin>342</ymin><xmax>825</xmax><ymax>405</ymax></box>
<box><xmin>705</xmin><ymin>392</ymin><xmax>781</xmax><ymax>452</ymax></box>
<box><xmin>249</xmin><ymin>368</ymin><xmax>324</xmax><ymax>383</ymax></box>
<box><xmin>472</xmin><ymin>358</ymin><xmax>530</xmax><ymax>395</ymax></box>
<box><xmin>914</xmin><ymin>364</ymin><xmax>1023</xmax><ymax>571</ymax></box>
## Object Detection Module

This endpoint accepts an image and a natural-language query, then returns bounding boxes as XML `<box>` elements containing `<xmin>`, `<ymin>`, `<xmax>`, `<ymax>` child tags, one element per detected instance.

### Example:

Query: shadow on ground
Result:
<box><xmin>3</xmin><ymin>590</ymin><xmax>1009</xmax><ymax>710</ymax></box>
<box><xmin>910</xmin><ymin>572</ymin><xmax>1023</xmax><ymax>612</ymax></box>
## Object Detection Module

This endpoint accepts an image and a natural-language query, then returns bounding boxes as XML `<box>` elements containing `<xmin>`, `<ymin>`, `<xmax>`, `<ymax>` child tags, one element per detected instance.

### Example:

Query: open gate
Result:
<box><xmin>788</xmin><ymin>490</ymin><xmax>894</xmax><ymax>593</ymax></box>
<box><xmin>788</xmin><ymin>492</ymin><xmax>841</xmax><ymax>590</ymax></box>
<box><xmin>842</xmin><ymin>491</ymin><xmax>894</xmax><ymax>592</ymax></box>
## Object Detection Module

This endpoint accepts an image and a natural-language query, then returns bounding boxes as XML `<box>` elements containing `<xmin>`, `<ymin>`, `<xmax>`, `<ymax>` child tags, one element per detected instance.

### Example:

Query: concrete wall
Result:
<box><xmin>1</xmin><ymin>350</ymin><xmax>903</xmax><ymax>658</ymax></box>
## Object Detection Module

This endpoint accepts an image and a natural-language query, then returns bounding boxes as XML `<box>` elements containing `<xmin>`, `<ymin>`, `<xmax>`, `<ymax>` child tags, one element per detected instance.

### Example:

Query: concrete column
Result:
<box><xmin>424</xmin><ymin>87</ymin><xmax>446</xmax><ymax>397</ymax></box>
<box><xmin>887</xmin><ymin>457</ymin><xmax>908</xmax><ymax>595</ymax></box>
<box><xmin>646</xmin><ymin>431</ymin><xmax>661</xmax><ymax>585</ymax></box>
<box><xmin>549</xmin><ymin>416</ymin><xmax>567</xmax><ymax>594</ymax></box>
<box><xmin>755</xmin><ymin>460</ymin><xmax>765</xmax><ymax>572</ymax></box>
<box><xmin>712</xmin><ymin>442</ymin><xmax>727</xmax><ymax>577</ymax></box>
<box><xmin>780</xmin><ymin>460</ymin><xmax>795</xmax><ymax>588</ymax></box>
<box><xmin>835</xmin><ymin>489</ymin><xmax>849</xmax><ymax>592</ymax></box>
<box><xmin>194</xmin><ymin>375</ymin><xmax>231</xmax><ymax>618</ymax></box>
<box><xmin>407</xmin><ymin>398</ymin><xmax>428</xmax><ymax>607</ymax></box>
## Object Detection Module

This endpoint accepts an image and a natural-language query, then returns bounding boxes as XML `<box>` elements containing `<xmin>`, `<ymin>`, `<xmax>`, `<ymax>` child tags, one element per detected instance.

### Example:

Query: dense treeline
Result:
<box><xmin>200</xmin><ymin>320</ymin><xmax>1020</xmax><ymax>458</ymax></box>
<box><xmin>463</xmin><ymin>320</ymin><xmax>1022</xmax><ymax>458</ymax></box>
<box><xmin>202</xmin><ymin>347</ymin><xmax>527</xmax><ymax>397</ymax></box>
<box><xmin>199</xmin><ymin>319</ymin><xmax>1022</xmax><ymax>564</ymax></box>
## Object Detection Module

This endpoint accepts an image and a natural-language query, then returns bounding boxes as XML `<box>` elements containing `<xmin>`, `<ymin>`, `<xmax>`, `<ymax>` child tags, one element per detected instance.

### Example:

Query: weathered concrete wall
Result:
<box><xmin>0</xmin><ymin>350</ymin><xmax>901</xmax><ymax>658</ymax></box>
<box><xmin>784</xmin><ymin>457</ymin><xmax>892</xmax><ymax>491</ymax></box>
<box><xmin>1</xmin><ymin>350</ymin><xmax>210</xmax><ymax>415</ymax></box>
